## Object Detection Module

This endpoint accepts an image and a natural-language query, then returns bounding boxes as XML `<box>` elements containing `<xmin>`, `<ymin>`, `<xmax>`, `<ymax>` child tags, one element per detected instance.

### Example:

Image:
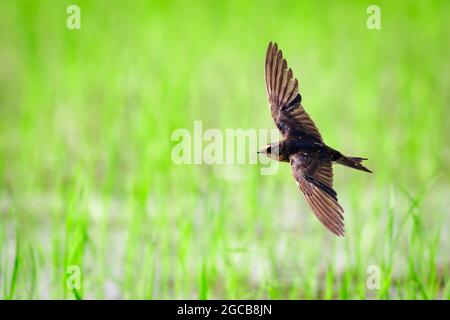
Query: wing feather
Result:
<box><xmin>290</xmin><ymin>153</ymin><xmax>345</xmax><ymax>236</ymax></box>
<box><xmin>265</xmin><ymin>42</ymin><xmax>322</xmax><ymax>142</ymax></box>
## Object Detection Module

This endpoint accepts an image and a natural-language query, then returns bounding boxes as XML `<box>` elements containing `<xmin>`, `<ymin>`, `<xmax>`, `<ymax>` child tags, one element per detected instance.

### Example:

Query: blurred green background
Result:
<box><xmin>0</xmin><ymin>0</ymin><xmax>449</xmax><ymax>299</ymax></box>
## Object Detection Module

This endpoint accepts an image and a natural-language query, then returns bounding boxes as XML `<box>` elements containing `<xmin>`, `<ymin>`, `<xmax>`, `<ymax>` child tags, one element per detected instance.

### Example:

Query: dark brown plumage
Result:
<box><xmin>259</xmin><ymin>42</ymin><xmax>372</xmax><ymax>236</ymax></box>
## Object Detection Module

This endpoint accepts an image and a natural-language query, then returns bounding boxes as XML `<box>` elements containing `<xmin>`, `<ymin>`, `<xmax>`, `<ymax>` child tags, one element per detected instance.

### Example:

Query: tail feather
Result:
<box><xmin>336</xmin><ymin>156</ymin><xmax>372</xmax><ymax>173</ymax></box>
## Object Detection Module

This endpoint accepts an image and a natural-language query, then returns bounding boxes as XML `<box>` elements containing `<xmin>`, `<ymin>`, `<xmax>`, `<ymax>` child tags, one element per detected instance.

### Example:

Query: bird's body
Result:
<box><xmin>265</xmin><ymin>138</ymin><xmax>334</xmax><ymax>163</ymax></box>
<box><xmin>260</xmin><ymin>42</ymin><xmax>372</xmax><ymax>236</ymax></box>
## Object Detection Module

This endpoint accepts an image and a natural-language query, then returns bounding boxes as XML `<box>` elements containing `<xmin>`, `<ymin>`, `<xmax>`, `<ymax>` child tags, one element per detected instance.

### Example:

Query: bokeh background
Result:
<box><xmin>0</xmin><ymin>0</ymin><xmax>449</xmax><ymax>299</ymax></box>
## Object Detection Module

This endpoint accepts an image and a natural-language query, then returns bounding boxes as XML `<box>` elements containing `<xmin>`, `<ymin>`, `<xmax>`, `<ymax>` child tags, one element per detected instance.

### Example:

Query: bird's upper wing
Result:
<box><xmin>265</xmin><ymin>42</ymin><xmax>323</xmax><ymax>142</ymax></box>
<box><xmin>290</xmin><ymin>152</ymin><xmax>345</xmax><ymax>236</ymax></box>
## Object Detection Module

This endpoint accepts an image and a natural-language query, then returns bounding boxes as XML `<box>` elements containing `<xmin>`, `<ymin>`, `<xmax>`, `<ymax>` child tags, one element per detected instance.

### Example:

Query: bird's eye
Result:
<box><xmin>267</xmin><ymin>146</ymin><xmax>272</xmax><ymax>154</ymax></box>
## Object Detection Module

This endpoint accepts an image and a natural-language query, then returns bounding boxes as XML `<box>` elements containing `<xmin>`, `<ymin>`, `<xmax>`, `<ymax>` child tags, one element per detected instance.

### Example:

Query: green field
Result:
<box><xmin>0</xmin><ymin>0</ymin><xmax>449</xmax><ymax>299</ymax></box>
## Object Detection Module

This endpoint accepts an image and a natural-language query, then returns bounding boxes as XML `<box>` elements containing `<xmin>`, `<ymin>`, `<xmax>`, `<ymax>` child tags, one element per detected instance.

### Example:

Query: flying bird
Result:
<box><xmin>259</xmin><ymin>42</ymin><xmax>372</xmax><ymax>236</ymax></box>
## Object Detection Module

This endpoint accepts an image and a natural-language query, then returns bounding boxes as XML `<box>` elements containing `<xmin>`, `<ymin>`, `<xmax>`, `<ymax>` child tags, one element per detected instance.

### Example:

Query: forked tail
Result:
<box><xmin>336</xmin><ymin>155</ymin><xmax>372</xmax><ymax>173</ymax></box>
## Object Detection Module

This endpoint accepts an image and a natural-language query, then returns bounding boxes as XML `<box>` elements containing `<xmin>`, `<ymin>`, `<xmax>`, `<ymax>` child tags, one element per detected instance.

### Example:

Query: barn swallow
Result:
<box><xmin>259</xmin><ymin>42</ymin><xmax>372</xmax><ymax>236</ymax></box>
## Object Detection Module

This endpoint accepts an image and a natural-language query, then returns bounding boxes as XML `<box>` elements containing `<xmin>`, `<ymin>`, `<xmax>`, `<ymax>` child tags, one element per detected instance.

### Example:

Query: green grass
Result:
<box><xmin>0</xmin><ymin>0</ymin><xmax>449</xmax><ymax>299</ymax></box>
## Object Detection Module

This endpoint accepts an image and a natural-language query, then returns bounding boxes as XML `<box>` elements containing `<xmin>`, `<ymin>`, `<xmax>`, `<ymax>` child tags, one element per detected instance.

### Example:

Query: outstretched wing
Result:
<box><xmin>290</xmin><ymin>152</ymin><xmax>345</xmax><ymax>236</ymax></box>
<box><xmin>265</xmin><ymin>42</ymin><xmax>323</xmax><ymax>142</ymax></box>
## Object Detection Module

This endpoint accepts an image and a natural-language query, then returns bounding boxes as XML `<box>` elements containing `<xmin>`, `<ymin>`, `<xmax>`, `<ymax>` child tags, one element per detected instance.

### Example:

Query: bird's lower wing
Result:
<box><xmin>290</xmin><ymin>153</ymin><xmax>345</xmax><ymax>236</ymax></box>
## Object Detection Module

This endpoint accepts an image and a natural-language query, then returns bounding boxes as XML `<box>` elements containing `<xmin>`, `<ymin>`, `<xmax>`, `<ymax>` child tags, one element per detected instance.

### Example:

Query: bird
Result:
<box><xmin>258</xmin><ymin>42</ymin><xmax>372</xmax><ymax>236</ymax></box>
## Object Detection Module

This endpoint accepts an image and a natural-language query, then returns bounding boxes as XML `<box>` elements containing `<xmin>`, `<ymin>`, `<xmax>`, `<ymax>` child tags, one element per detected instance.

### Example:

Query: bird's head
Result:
<box><xmin>258</xmin><ymin>143</ymin><xmax>280</xmax><ymax>160</ymax></box>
